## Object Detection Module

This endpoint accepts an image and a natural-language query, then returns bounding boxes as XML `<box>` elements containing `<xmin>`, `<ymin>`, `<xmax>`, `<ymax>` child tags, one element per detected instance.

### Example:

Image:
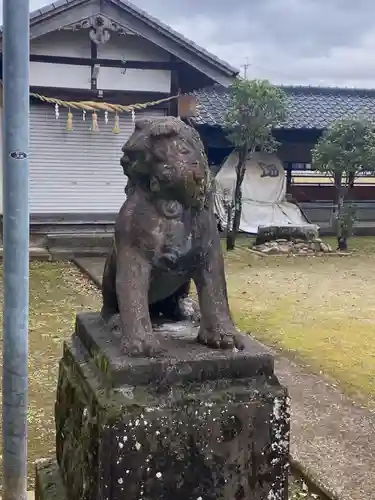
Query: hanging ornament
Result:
<box><xmin>104</xmin><ymin>111</ymin><xmax>109</xmax><ymax>125</ymax></box>
<box><xmin>82</xmin><ymin>110</ymin><xmax>86</xmax><ymax>122</ymax></box>
<box><xmin>91</xmin><ymin>111</ymin><xmax>99</xmax><ymax>132</ymax></box>
<box><xmin>66</xmin><ymin>108</ymin><xmax>73</xmax><ymax>131</ymax></box>
<box><xmin>112</xmin><ymin>113</ymin><xmax>120</xmax><ymax>134</ymax></box>
<box><xmin>131</xmin><ymin>108</ymin><xmax>136</xmax><ymax>124</ymax></box>
<box><xmin>55</xmin><ymin>103</ymin><xmax>60</xmax><ymax>119</ymax></box>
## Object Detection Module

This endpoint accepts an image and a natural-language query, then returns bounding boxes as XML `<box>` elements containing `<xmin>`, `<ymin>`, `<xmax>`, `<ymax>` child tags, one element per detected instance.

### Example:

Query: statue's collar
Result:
<box><xmin>155</xmin><ymin>199</ymin><xmax>184</xmax><ymax>219</ymax></box>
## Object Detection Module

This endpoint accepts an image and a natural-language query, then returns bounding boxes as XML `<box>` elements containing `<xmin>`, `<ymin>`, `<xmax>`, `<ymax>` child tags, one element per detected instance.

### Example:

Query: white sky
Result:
<box><xmin>2</xmin><ymin>0</ymin><xmax>375</xmax><ymax>88</ymax></box>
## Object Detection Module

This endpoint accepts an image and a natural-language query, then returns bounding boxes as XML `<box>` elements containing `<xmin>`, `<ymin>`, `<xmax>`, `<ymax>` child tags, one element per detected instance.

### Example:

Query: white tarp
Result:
<box><xmin>214</xmin><ymin>151</ymin><xmax>309</xmax><ymax>234</ymax></box>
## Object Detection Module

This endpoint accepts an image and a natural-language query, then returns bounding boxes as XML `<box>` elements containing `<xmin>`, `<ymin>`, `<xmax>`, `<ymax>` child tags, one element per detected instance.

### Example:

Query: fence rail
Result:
<box><xmin>300</xmin><ymin>201</ymin><xmax>375</xmax><ymax>234</ymax></box>
<box><xmin>291</xmin><ymin>171</ymin><xmax>375</xmax><ymax>186</ymax></box>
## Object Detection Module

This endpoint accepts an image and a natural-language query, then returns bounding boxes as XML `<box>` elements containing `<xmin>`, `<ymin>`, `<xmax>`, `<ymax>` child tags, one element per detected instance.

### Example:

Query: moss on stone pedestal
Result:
<box><xmin>35</xmin><ymin>459</ymin><xmax>67</xmax><ymax>500</ymax></box>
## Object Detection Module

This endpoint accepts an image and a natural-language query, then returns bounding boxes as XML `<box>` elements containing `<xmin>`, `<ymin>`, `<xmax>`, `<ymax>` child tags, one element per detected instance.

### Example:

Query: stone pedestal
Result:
<box><xmin>256</xmin><ymin>224</ymin><xmax>319</xmax><ymax>245</ymax></box>
<box><xmin>35</xmin><ymin>312</ymin><xmax>290</xmax><ymax>500</ymax></box>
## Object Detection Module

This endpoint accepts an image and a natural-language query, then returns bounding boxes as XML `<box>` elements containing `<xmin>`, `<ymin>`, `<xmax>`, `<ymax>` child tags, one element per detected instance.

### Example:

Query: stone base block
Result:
<box><xmin>256</xmin><ymin>224</ymin><xmax>319</xmax><ymax>245</ymax></box>
<box><xmin>43</xmin><ymin>312</ymin><xmax>290</xmax><ymax>500</ymax></box>
<box><xmin>35</xmin><ymin>459</ymin><xmax>67</xmax><ymax>500</ymax></box>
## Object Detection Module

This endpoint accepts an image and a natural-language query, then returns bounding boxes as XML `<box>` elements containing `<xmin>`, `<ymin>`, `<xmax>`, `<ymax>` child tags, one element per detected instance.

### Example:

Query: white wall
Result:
<box><xmin>29</xmin><ymin>30</ymin><xmax>171</xmax><ymax>93</ymax></box>
<box><xmin>97</xmin><ymin>33</ymin><xmax>170</xmax><ymax>61</ymax></box>
<box><xmin>30</xmin><ymin>62</ymin><xmax>92</xmax><ymax>89</ymax></box>
<box><xmin>31</xmin><ymin>30</ymin><xmax>91</xmax><ymax>58</ymax></box>
<box><xmin>97</xmin><ymin>67</ymin><xmax>171</xmax><ymax>92</ymax></box>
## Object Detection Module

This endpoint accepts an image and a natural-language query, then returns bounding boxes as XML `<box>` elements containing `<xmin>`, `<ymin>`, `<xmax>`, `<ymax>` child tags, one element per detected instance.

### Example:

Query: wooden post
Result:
<box><xmin>286</xmin><ymin>162</ymin><xmax>292</xmax><ymax>193</ymax></box>
<box><xmin>169</xmin><ymin>56</ymin><xmax>179</xmax><ymax>117</ymax></box>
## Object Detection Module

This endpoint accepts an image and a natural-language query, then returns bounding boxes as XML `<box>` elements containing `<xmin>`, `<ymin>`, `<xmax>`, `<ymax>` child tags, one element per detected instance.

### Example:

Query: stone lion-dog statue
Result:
<box><xmin>101</xmin><ymin>116</ymin><xmax>243</xmax><ymax>356</ymax></box>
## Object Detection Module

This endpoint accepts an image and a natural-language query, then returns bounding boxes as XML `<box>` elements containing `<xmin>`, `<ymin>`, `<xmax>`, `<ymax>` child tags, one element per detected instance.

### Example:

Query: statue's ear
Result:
<box><xmin>134</xmin><ymin>118</ymin><xmax>154</xmax><ymax>131</ymax></box>
<box><xmin>121</xmin><ymin>154</ymin><xmax>131</xmax><ymax>176</ymax></box>
<box><xmin>128</xmin><ymin>157</ymin><xmax>150</xmax><ymax>178</ymax></box>
<box><xmin>149</xmin><ymin>118</ymin><xmax>183</xmax><ymax>139</ymax></box>
<box><xmin>120</xmin><ymin>119</ymin><xmax>155</xmax><ymax>182</ymax></box>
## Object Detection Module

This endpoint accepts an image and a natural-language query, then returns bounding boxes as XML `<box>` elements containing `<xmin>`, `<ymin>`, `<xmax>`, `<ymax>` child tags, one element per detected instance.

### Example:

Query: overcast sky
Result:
<box><xmin>2</xmin><ymin>0</ymin><xmax>375</xmax><ymax>88</ymax></box>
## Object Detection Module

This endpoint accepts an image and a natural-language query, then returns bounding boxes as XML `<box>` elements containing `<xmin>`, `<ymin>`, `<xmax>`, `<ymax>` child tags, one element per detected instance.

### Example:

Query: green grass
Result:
<box><xmin>224</xmin><ymin>236</ymin><xmax>375</xmax><ymax>404</ymax></box>
<box><xmin>0</xmin><ymin>262</ymin><xmax>101</xmax><ymax>487</ymax></box>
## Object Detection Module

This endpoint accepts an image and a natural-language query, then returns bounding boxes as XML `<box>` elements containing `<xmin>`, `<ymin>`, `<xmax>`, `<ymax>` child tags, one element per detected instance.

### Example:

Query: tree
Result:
<box><xmin>224</xmin><ymin>78</ymin><xmax>287</xmax><ymax>250</ymax></box>
<box><xmin>311</xmin><ymin>118</ymin><xmax>375</xmax><ymax>250</ymax></box>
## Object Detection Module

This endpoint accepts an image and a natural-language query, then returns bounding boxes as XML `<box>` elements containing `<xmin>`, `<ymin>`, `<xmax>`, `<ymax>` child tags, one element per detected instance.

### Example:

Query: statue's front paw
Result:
<box><xmin>120</xmin><ymin>334</ymin><xmax>162</xmax><ymax>358</ymax></box>
<box><xmin>197</xmin><ymin>325</ymin><xmax>245</xmax><ymax>351</ymax></box>
<box><xmin>104</xmin><ymin>315</ymin><xmax>163</xmax><ymax>357</ymax></box>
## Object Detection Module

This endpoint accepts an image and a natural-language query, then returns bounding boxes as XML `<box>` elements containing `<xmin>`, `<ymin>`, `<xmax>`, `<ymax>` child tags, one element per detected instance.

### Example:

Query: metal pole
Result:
<box><xmin>2</xmin><ymin>0</ymin><xmax>30</xmax><ymax>499</ymax></box>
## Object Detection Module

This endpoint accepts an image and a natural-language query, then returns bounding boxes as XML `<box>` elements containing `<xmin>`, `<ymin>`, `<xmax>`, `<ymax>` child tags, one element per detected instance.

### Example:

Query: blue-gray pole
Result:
<box><xmin>2</xmin><ymin>0</ymin><xmax>30</xmax><ymax>499</ymax></box>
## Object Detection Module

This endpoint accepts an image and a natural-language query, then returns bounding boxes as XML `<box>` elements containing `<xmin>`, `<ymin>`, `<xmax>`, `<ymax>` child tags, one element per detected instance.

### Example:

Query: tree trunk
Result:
<box><xmin>337</xmin><ymin>235</ymin><xmax>348</xmax><ymax>251</ymax></box>
<box><xmin>335</xmin><ymin>189</ymin><xmax>345</xmax><ymax>250</ymax></box>
<box><xmin>226</xmin><ymin>204</ymin><xmax>233</xmax><ymax>251</ymax></box>
<box><xmin>226</xmin><ymin>149</ymin><xmax>247</xmax><ymax>251</ymax></box>
<box><xmin>336</xmin><ymin>171</ymin><xmax>354</xmax><ymax>251</ymax></box>
<box><xmin>348</xmin><ymin>172</ymin><xmax>355</xmax><ymax>192</ymax></box>
<box><xmin>332</xmin><ymin>173</ymin><xmax>346</xmax><ymax>251</ymax></box>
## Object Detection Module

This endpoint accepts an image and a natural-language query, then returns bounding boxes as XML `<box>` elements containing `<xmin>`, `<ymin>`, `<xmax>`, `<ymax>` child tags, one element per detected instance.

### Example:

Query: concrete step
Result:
<box><xmin>31</xmin><ymin>223</ymin><xmax>115</xmax><ymax>236</ymax></box>
<box><xmin>29</xmin><ymin>214</ymin><xmax>116</xmax><ymax>236</ymax></box>
<box><xmin>49</xmin><ymin>247</ymin><xmax>110</xmax><ymax>261</ymax></box>
<box><xmin>45</xmin><ymin>232</ymin><xmax>113</xmax><ymax>252</ymax></box>
<box><xmin>0</xmin><ymin>247</ymin><xmax>51</xmax><ymax>261</ymax></box>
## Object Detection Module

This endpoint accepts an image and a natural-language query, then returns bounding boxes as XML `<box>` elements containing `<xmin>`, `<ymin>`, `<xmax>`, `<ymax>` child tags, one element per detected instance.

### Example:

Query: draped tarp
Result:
<box><xmin>214</xmin><ymin>151</ymin><xmax>310</xmax><ymax>234</ymax></box>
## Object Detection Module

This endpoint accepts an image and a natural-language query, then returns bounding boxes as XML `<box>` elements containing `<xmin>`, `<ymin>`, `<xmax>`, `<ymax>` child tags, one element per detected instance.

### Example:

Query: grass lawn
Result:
<box><xmin>0</xmin><ymin>262</ymin><xmax>101</xmax><ymax>487</ymax></box>
<box><xmin>224</xmin><ymin>236</ymin><xmax>375</xmax><ymax>404</ymax></box>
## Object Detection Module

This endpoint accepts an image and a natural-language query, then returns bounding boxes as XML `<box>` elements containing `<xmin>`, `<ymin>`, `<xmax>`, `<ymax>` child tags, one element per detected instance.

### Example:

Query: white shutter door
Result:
<box><xmin>29</xmin><ymin>104</ymin><xmax>165</xmax><ymax>213</ymax></box>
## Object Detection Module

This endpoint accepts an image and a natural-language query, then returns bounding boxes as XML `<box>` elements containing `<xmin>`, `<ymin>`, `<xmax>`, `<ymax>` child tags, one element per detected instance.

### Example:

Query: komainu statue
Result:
<box><xmin>101</xmin><ymin>116</ymin><xmax>243</xmax><ymax>356</ymax></box>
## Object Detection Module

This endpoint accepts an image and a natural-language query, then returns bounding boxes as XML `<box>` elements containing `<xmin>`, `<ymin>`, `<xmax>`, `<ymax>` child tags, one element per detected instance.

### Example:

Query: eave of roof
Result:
<box><xmin>0</xmin><ymin>0</ymin><xmax>239</xmax><ymax>79</ymax></box>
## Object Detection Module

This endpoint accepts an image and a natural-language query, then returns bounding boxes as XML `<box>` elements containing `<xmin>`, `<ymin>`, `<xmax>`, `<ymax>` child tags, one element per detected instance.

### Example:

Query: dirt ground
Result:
<box><xmin>0</xmin><ymin>262</ymin><xmax>101</xmax><ymax>487</ymax></box>
<box><xmin>224</xmin><ymin>236</ymin><xmax>375</xmax><ymax>404</ymax></box>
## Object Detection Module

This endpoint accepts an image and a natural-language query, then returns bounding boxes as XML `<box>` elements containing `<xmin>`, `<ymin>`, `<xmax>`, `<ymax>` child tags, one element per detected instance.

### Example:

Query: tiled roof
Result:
<box><xmin>0</xmin><ymin>0</ymin><xmax>238</xmax><ymax>77</ymax></box>
<box><xmin>192</xmin><ymin>85</ymin><xmax>375</xmax><ymax>129</ymax></box>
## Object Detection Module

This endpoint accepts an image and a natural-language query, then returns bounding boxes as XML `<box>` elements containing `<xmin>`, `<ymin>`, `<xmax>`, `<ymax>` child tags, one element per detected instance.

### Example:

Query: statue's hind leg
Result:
<box><xmin>150</xmin><ymin>280</ymin><xmax>200</xmax><ymax>323</ymax></box>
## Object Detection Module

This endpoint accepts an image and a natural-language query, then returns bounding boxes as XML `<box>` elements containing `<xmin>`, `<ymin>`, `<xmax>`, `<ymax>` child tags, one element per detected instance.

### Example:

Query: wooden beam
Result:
<box><xmin>29</xmin><ymin>86</ymin><xmax>172</xmax><ymax>106</ymax></box>
<box><xmin>169</xmin><ymin>56</ymin><xmax>179</xmax><ymax>117</ymax></box>
<box><xmin>29</xmin><ymin>54</ymin><xmax>178</xmax><ymax>70</ymax></box>
<box><xmin>90</xmin><ymin>40</ymin><xmax>98</xmax><ymax>90</ymax></box>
